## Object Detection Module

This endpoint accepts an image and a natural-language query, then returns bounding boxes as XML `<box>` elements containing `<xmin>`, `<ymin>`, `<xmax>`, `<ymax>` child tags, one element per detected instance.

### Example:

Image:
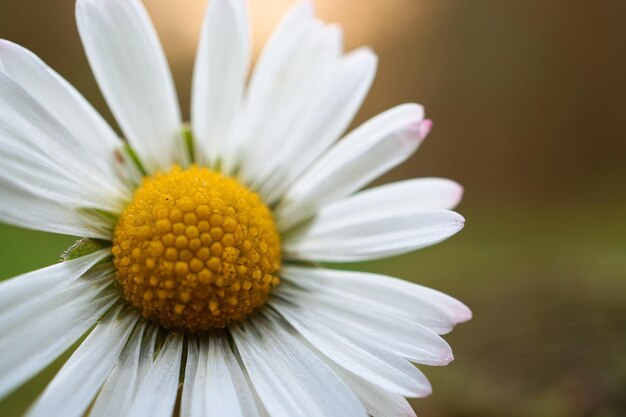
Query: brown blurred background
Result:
<box><xmin>1</xmin><ymin>1</ymin><xmax>625</xmax><ymax>416</ymax></box>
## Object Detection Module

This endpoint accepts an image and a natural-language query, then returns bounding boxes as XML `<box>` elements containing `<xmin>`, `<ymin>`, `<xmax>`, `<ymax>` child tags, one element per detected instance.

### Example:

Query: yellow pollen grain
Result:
<box><xmin>112</xmin><ymin>165</ymin><xmax>281</xmax><ymax>332</ymax></box>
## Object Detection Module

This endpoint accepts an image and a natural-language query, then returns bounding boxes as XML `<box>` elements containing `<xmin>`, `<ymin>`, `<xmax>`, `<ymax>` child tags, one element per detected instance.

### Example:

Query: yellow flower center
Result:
<box><xmin>112</xmin><ymin>165</ymin><xmax>281</xmax><ymax>332</ymax></box>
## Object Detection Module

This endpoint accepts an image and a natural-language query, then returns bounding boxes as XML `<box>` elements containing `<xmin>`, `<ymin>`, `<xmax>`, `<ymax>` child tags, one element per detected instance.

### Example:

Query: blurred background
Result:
<box><xmin>1</xmin><ymin>0</ymin><xmax>625</xmax><ymax>416</ymax></box>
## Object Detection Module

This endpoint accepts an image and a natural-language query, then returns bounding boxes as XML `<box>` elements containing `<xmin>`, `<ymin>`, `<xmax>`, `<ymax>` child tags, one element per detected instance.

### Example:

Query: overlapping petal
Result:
<box><xmin>76</xmin><ymin>0</ymin><xmax>186</xmax><ymax>173</ymax></box>
<box><xmin>257</xmin><ymin>47</ymin><xmax>378</xmax><ymax>205</ymax></box>
<box><xmin>273</xmin><ymin>299</ymin><xmax>432</xmax><ymax>397</ymax></box>
<box><xmin>332</xmin><ymin>368</ymin><xmax>418</xmax><ymax>417</ymax></box>
<box><xmin>127</xmin><ymin>333</ymin><xmax>183</xmax><ymax>417</ymax></box>
<box><xmin>0</xmin><ymin>257</ymin><xmax>116</xmax><ymax>399</ymax></box>
<box><xmin>26</xmin><ymin>305</ymin><xmax>138</xmax><ymax>417</ymax></box>
<box><xmin>276</xmin><ymin>104</ymin><xmax>431</xmax><ymax>230</ymax></box>
<box><xmin>0</xmin><ymin>40</ymin><xmax>128</xmax><ymax>182</ymax></box>
<box><xmin>182</xmin><ymin>335</ymin><xmax>260</xmax><ymax>417</ymax></box>
<box><xmin>232</xmin><ymin>314</ymin><xmax>367</xmax><ymax>417</ymax></box>
<box><xmin>90</xmin><ymin>323</ymin><xmax>158</xmax><ymax>417</ymax></box>
<box><xmin>0</xmin><ymin>2</ymin><xmax>472</xmax><ymax>417</ymax></box>
<box><xmin>284</xmin><ymin>208</ymin><xmax>464</xmax><ymax>262</ymax></box>
<box><xmin>280</xmin><ymin>266</ymin><xmax>472</xmax><ymax>334</ymax></box>
<box><xmin>191</xmin><ymin>0</ymin><xmax>250</xmax><ymax>168</ymax></box>
<box><xmin>0</xmin><ymin>72</ymin><xmax>129</xmax><ymax>209</ymax></box>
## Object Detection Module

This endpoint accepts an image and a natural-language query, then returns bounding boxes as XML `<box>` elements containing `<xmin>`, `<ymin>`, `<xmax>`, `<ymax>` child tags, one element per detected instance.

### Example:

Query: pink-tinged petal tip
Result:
<box><xmin>447</xmin><ymin>181</ymin><xmax>464</xmax><ymax>209</ymax></box>
<box><xmin>419</xmin><ymin>118</ymin><xmax>433</xmax><ymax>140</ymax></box>
<box><xmin>453</xmin><ymin>182</ymin><xmax>465</xmax><ymax>199</ymax></box>
<box><xmin>455</xmin><ymin>304</ymin><xmax>473</xmax><ymax>323</ymax></box>
<box><xmin>452</xmin><ymin>212</ymin><xmax>466</xmax><ymax>231</ymax></box>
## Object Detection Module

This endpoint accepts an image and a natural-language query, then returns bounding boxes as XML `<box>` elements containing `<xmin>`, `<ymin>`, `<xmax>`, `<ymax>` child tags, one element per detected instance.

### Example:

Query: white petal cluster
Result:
<box><xmin>0</xmin><ymin>1</ymin><xmax>470</xmax><ymax>416</ymax></box>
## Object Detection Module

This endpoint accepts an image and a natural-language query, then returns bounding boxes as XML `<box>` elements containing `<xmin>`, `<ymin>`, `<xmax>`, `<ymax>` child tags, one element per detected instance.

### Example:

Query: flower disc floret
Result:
<box><xmin>112</xmin><ymin>165</ymin><xmax>281</xmax><ymax>332</ymax></box>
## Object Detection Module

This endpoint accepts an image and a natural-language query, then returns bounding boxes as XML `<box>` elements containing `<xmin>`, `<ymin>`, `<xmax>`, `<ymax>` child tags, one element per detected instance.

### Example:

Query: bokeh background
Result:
<box><xmin>1</xmin><ymin>0</ymin><xmax>625</xmax><ymax>416</ymax></box>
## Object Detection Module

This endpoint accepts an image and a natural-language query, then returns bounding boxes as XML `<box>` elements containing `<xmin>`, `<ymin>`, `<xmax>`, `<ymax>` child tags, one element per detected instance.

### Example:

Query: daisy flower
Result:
<box><xmin>0</xmin><ymin>0</ymin><xmax>471</xmax><ymax>416</ymax></box>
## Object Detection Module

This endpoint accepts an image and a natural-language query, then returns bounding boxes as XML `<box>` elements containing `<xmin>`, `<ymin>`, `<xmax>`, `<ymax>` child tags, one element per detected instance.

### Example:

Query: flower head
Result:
<box><xmin>0</xmin><ymin>0</ymin><xmax>470</xmax><ymax>416</ymax></box>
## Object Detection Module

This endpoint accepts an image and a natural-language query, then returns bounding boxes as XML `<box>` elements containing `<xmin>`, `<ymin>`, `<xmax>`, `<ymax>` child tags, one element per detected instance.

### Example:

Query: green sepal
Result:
<box><xmin>61</xmin><ymin>238</ymin><xmax>111</xmax><ymax>262</ymax></box>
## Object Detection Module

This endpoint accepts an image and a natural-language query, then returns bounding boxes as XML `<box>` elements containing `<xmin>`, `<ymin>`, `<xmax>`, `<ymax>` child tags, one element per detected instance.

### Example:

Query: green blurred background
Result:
<box><xmin>1</xmin><ymin>0</ymin><xmax>625</xmax><ymax>416</ymax></box>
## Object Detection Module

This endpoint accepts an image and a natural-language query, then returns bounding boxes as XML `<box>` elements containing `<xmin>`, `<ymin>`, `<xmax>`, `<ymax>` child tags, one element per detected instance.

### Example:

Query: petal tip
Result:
<box><xmin>456</xmin><ymin>304</ymin><xmax>473</xmax><ymax>323</ymax></box>
<box><xmin>453</xmin><ymin>181</ymin><xmax>465</xmax><ymax>199</ymax></box>
<box><xmin>447</xmin><ymin>181</ymin><xmax>464</xmax><ymax>209</ymax></box>
<box><xmin>452</xmin><ymin>212</ymin><xmax>465</xmax><ymax>231</ymax></box>
<box><xmin>419</xmin><ymin>381</ymin><xmax>434</xmax><ymax>398</ymax></box>
<box><xmin>297</xmin><ymin>0</ymin><xmax>315</xmax><ymax>16</ymax></box>
<box><xmin>419</xmin><ymin>118</ymin><xmax>433</xmax><ymax>141</ymax></box>
<box><xmin>352</xmin><ymin>46</ymin><xmax>378</xmax><ymax>62</ymax></box>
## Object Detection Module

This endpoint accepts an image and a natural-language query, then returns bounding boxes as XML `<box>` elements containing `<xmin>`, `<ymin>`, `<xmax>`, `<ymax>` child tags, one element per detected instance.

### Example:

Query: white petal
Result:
<box><xmin>284</xmin><ymin>209</ymin><xmax>464</xmax><ymax>262</ymax></box>
<box><xmin>183</xmin><ymin>335</ymin><xmax>259</xmax><ymax>417</ymax></box>
<box><xmin>316</xmin><ymin>178</ymin><xmax>464</xmax><ymax>221</ymax></box>
<box><xmin>259</xmin><ymin>47</ymin><xmax>378</xmax><ymax>205</ymax></box>
<box><xmin>128</xmin><ymin>333</ymin><xmax>184</xmax><ymax>417</ymax></box>
<box><xmin>0</xmin><ymin>41</ymin><xmax>129</xmax><ymax>178</ymax></box>
<box><xmin>205</xmin><ymin>336</ymin><xmax>260</xmax><ymax>417</ymax></box>
<box><xmin>136</xmin><ymin>324</ymin><xmax>159</xmax><ymax>387</ymax></box>
<box><xmin>272</xmin><ymin>287</ymin><xmax>454</xmax><ymax>366</ymax></box>
<box><xmin>246</xmin><ymin>0</ymin><xmax>314</xmax><ymax>104</ymax></box>
<box><xmin>303</xmin><ymin>341</ymin><xmax>419</xmax><ymax>417</ymax></box>
<box><xmin>277</xmin><ymin>104</ymin><xmax>430</xmax><ymax>230</ymax></box>
<box><xmin>241</xmin><ymin>22</ymin><xmax>348</xmax><ymax>190</ymax></box>
<box><xmin>0</xmin><ymin>263</ymin><xmax>113</xmax><ymax>335</ymax></box>
<box><xmin>0</xmin><ymin>264</ymin><xmax>118</xmax><ymax>399</ymax></box>
<box><xmin>236</xmin><ymin>0</ymin><xmax>317</xmax><ymax>179</ymax></box>
<box><xmin>289</xmin><ymin>177</ymin><xmax>463</xmax><ymax>237</ymax></box>
<box><xmin>26</xmin><ymin>306</ymin><xmax>138</xmax><ymax>417</ymax></box>
<box><xmin>273</xmin><ymin>299</ymin><xmax>432</xmax><ymax>397</ymax></box>
<box><xmin>0</xmin><ymin>72</ymin><xmax>128</xmax><ymax>213</ymax></box>
<box><xmin>90</xmin><ymin>322</ymin><xmax>158</xmax><ymax>417</ymax></box>
<box><xmin>281</xmin><ymin>266</ymin><xmax>472</xmax><ymax>334</ymax></box>
<box><xmin>0</xmin><ymin>41</ymin><xmax>128</xmax><ymax>184</ymax></box>
<box><xmin>0</xmin><ymin>179</ymin><xmax>113</xmax><ymax>238</ymax></box>
<box><xmin>191</xmin><ymin>0</ymin><xmax>250</xmax><ymax>168</ymax></box>
<box><xmin>232</xmin><ymin>314</ymin><xmax>366</xmax><ymax>417</ymax></box>
<box><xmin>76</xmin><ymin>0</ymin><xmax>185</xmax><ymax>173</ymax></box>
<box><xmin>0</xmin><ymin>249</ymin><xmax>108</xmax><ymax>316</ymax></box>
<box><xmin>276</xmin><ymin>283</ymin><xmax>453</xmax><ymax>340</ymax></box>
<box><xmin>181</xmin><ymin>337</ymin><xmax>203</xmax><ymax>417</ymax></box>
<box><xmin>333</xmin><ymin>368</ymin><xmax>417</xmax><ymax>417</ymax></box>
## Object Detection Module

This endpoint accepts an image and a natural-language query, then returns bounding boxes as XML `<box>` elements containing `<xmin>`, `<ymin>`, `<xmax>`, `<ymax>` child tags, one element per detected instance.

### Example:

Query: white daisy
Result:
<box><xmin>0</xmin><ymin>0</ymin><xmax>471</xmax><ymax>416</ymax></box>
